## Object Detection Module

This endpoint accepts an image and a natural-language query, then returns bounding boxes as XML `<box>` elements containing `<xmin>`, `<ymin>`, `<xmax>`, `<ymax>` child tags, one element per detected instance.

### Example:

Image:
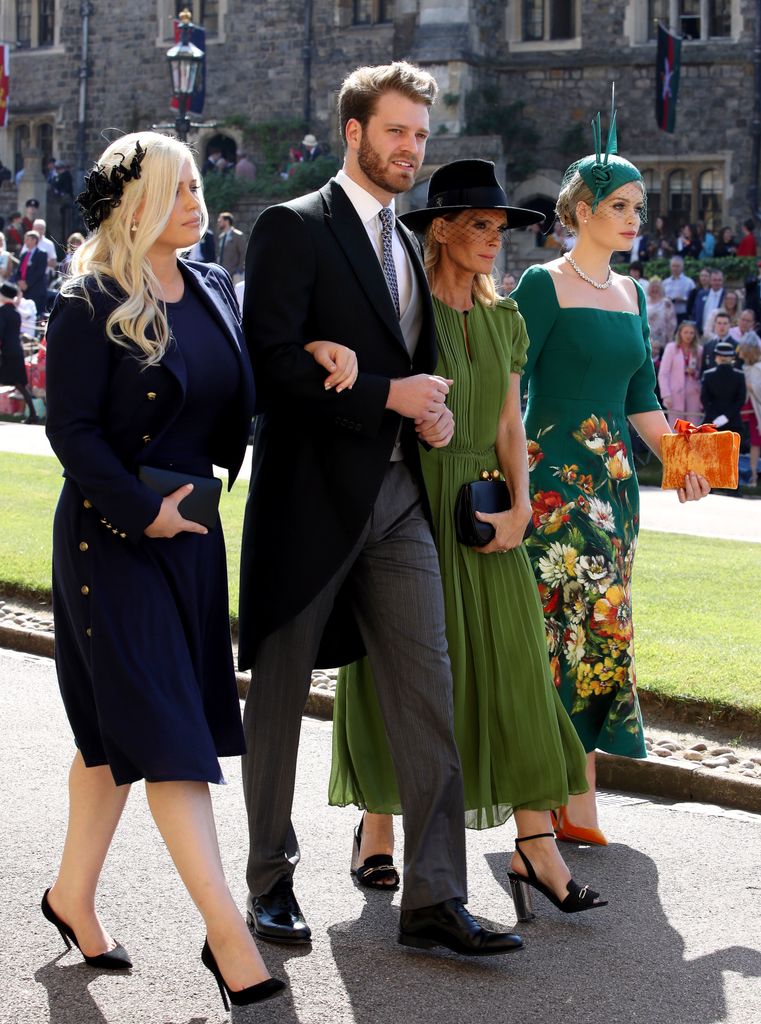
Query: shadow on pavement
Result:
<box><xmin>35</xmin><ymin>956</ymin><xmax>210</xmax><ymax>1024</ymax></box>
<box><xmin>481</xmin><ymin>842</ymin><xmax>761</xmax><ymax>1024</ymax></box>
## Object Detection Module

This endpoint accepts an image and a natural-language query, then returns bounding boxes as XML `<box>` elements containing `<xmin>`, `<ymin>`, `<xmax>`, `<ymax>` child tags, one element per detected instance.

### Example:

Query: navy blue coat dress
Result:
<box><xmin>45</xmin><ymin>260</ymin><xmax>255</xmax><ymax>785</ymax></box>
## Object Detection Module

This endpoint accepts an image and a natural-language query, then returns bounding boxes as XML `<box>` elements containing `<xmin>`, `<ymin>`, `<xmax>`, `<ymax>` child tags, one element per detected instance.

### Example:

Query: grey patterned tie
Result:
<box><xmin>378</xmin><ymin>206</ymin><xmax>400</xmax><ymax>318</ymax></box>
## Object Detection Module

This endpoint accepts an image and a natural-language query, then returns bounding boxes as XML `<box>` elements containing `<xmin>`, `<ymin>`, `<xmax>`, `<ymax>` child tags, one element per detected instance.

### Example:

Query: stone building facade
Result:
<box><xmin>0</xmin><ymin>0</ymin><xmax>756</xmax><ymax>249</ymax></box>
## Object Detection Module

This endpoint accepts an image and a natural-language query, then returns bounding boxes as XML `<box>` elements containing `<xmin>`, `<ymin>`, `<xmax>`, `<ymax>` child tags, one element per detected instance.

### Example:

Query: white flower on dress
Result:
<box><xmin>576</xmin><ymin>555</ymin><xmax>614</xmax><ymax>594</ymax></box>
<box><xmin>587</xmin><ymin>497</ymin><xmax>616</xmax><ymax>533</ymax></box>
<box><xmin>563</xmin><ymin>624</ymin><xmax>586</xmax><ymax>667</ymax></box>
<box><xmin>537</xmin><ymin>542</ymin><xmax>578</xmax><ymax>587</ymax></box>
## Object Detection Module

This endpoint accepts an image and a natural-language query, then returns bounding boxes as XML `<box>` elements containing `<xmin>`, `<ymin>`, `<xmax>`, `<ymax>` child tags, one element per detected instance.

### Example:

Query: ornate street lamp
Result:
<box><xmin>166</xmin><ymin>8</ymin><xmax>204</xmax><ymax>142</ymax></box>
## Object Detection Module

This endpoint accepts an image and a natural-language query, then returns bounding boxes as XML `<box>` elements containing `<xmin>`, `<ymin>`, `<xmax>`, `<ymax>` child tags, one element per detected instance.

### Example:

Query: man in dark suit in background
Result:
<box><xmin>13</xmin><ymin>231</ymin><xmax>48</xmax><ymax>314</ymax></box>
<box><xmin>701</xmin><ymin>338</ymin><xmax>746</xmax><ymax>435</ymax></box>
<box><xmin>701</xmin><ymin>338</ymin><xmax>746</xmax><ymax>495</ymax></box>
<box><xmin>238</xmin><ymin>61</ymin><xmax>520</xmax><ymax>959</ymax></box>
<box><xmin>216</xmin><ymin>211</ymin><xmax>245</xmax><ymax>279</ymax></box>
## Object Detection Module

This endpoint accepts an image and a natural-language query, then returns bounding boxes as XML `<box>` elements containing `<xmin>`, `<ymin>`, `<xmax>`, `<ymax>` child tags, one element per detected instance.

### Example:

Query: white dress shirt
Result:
<box><xmin>335</xmin><ymin>169</ymin><xmax>413</xmax><ymax>316</ymax></box>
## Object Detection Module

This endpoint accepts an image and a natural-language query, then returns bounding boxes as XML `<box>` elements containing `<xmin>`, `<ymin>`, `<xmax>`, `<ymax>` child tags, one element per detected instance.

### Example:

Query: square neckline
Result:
<box><xmin>536</xmin><ymin>264</ymin><xmax>642</xmax><ymax>317</ymax></box>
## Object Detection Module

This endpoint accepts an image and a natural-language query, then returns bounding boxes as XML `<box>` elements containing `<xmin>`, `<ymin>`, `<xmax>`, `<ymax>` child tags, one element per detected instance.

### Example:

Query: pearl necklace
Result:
<box><xmin>564</xmin><ymin>251</ymin><xmax>613</xmax><ymax>290</ymax></box>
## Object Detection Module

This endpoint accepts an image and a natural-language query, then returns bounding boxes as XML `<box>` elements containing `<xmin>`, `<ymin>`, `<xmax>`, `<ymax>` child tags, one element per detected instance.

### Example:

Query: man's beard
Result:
<box><xmin>357</xmin><ymin>134</ymin><xmax>415</xmax><ymax>195</ymax></box>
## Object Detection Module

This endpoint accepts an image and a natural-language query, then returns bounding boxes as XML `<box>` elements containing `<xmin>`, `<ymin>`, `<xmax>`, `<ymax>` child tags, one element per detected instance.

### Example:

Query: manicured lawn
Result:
<box><xmin>1</xmin><ymin>451</ymin><xmax>759</xmax><ymax>718</ymax></box>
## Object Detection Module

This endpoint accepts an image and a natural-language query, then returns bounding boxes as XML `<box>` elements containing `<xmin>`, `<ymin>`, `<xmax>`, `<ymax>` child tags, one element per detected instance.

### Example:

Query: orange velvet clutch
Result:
<box><xmin>661</xmin><ymin>420</ymin><xmax>740</xmax><ymax>489</ymax></box>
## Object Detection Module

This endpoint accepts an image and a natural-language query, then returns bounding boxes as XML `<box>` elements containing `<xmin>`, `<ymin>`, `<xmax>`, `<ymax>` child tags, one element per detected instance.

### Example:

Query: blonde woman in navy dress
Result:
<box><xmin>41</xmin><ymin>132</ymin><xmax>284</xmax><ymax>1010</ymax></box>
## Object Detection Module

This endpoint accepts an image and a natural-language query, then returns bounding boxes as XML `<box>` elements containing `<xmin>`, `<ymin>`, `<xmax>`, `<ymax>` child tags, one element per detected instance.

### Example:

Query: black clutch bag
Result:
<box><xmin>454</xmin><ymin>472</ymin><xmax>533</xmax><ymax>547</ymax></box>
<box><xmin>138</xmin><ymin>466</ymin><xmax>222</xmax><ymax>530</ymax></box>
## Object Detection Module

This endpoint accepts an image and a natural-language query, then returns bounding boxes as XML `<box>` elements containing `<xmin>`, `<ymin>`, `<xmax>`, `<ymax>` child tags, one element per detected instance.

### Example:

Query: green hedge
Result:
<box><xmin>640</xmin><ymin>256</ymin><xmax>758</xmax><ymax>286</ymax></box>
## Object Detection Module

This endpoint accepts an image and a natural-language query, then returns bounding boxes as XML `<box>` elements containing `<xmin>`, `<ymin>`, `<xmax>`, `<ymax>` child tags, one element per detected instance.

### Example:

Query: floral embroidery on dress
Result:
<box><xmin>525</xmin><ymin>414</ymin><xmax>641</xmax><ymax>736</ymax></box>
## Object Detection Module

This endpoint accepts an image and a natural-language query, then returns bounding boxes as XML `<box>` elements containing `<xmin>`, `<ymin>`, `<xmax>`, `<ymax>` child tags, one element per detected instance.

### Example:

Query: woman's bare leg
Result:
<box><xmin>511</xmin><ymin>809</ymin><xmax>572</xmax><ymax>902</ymax></box>
<box><xmin>145</xmin><ymin>780</ymin><xmax>269</xmax><ymax>992</ymax></box>
<box><xmin>564</xmin><ymin>751</ymin><xmax>599</xmax><ymax>828</ymax></box>
<box><xmin>46</xmin><ymin>751</ymin><xmax>130</xmax><ymax>957</ymax></box>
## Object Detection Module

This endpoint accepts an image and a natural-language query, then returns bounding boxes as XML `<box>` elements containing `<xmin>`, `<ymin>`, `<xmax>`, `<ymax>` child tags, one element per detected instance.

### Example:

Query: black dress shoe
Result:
<box><xmin>246</xmin><ymin>877</ymin><xmax>311</xmax><ymax>945</ymax></box>
<box><xmin>399</xmin><ymin>898</ymin><xmax>523</xmax><ymax>957</ymax></box>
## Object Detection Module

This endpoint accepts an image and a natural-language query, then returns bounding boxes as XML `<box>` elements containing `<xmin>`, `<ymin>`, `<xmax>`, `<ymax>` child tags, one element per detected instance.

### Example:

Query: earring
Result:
<box><xmin>130</xmin><ymin>221</ymin><xmax>138</xmax><ymax>233</ymax></box>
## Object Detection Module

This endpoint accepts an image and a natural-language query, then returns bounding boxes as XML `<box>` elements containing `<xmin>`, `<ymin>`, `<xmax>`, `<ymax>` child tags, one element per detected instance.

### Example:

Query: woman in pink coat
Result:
<box><xmin>658</xmin><ymin>320</ymin><xmax>703</xmax><ymax>427</ymax></box>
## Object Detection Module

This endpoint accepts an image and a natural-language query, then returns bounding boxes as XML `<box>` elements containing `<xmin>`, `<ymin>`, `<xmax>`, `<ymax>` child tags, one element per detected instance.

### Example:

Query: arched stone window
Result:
<box><xmin>668</xmin><ymin>169</ymin><xmax>692</xmax><ymax>231</ymax></box>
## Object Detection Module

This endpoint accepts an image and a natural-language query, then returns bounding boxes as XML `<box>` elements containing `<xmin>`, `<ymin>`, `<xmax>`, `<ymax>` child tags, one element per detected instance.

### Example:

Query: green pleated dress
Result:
<box><xmin>329</xmin><ymin>296</ymin><xmax>587</xmax><ymax>830</ymax></box>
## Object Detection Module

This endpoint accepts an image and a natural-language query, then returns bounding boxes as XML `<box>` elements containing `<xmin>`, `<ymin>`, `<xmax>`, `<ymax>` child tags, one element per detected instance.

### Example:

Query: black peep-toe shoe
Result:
<box><xmin>201</xmin><ymin>938</ymin><xmax>285</xmax><ymax>1010</ymax></box>
<box><xmin>40</xmin><ymin>889</ymin><xmax>132</xmax><ymax>969</ymax></box>
<box><xmin>507</xmin><ymin>833</ymin><xmax>608</xmax><ymax>922</ymax></box>
<box><xmin>350</xmin><ymin>815</ymin><xmax>400</xmax><ymax>890</ymax></box>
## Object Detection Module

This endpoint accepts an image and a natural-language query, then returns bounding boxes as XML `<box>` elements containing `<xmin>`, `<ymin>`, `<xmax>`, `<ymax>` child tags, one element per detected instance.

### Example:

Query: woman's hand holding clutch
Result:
<box><xmin>474</xmin><ymin>503</ymin><xmax>533</xmax><ymax>554</ymax></box>
<box><xmin>144</xmin><ymin>484</ymin><xmax>209</xmax><ymax>538</ymax></box>
<box><xmin>677</xmin><ymin>471</ymin><xmax>711</xmax><ymax>503</ymax></box>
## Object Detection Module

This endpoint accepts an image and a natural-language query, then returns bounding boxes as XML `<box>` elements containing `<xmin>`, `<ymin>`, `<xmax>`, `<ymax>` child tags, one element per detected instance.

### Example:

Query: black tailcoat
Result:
<box><xmin>238</xmin><ymin>179</ymin><xmax>436</xmax><ymax>669</ymax></box>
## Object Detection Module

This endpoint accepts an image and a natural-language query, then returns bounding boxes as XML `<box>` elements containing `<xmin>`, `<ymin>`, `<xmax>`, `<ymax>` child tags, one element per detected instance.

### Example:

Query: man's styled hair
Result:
<box><xmin>337</xmin><ymin>61</ymin><xmax>438</xmax><ymax>147</ymax></box>
<box><xmin>219</xmin><ymin>211</ymin><xmax>234</xmax><ymax>226</ymax></box>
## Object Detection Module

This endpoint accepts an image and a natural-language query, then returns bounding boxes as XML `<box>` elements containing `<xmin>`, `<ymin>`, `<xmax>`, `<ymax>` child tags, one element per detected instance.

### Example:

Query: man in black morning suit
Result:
<box><xmin>238</xmin><ymin>62</ymin><xmax>521</xmax><ymax>957</ymax></box>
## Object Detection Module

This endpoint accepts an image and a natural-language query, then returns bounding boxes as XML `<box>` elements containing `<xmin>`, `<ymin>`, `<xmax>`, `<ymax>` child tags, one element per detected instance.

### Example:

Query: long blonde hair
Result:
<box><xmin>61</xmin><ymin>131</ymin><xmax>208</xmax><ymax>365</ymax></box>
<box><xmin>423</xmin><ymin>213</ymin><xmax>498</xmax><ymax>308</ymax></box>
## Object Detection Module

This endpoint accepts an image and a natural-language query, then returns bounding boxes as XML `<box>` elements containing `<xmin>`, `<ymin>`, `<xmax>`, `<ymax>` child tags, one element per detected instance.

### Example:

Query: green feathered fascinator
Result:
<box><xmin>562</xmin><ymin>85</ymin><xmax>646</xmax><ymax>215</ymax></box>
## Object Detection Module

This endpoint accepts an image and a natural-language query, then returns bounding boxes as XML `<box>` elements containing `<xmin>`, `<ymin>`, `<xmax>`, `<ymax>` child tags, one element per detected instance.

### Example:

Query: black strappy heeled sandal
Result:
<box><xmin>507</xmin><ymin>832</ymin><xmax>608</xmax><ymax>922</ymax></box>
<box><xmin>350</xmin><ymin>815</ymin><xmax>400</xmax><ymax>891</ymax></box>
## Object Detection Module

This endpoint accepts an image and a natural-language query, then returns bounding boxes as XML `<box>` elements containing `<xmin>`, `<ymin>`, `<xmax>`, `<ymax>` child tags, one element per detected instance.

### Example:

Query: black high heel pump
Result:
<box><xmin>40</xmin><ymin>888</ymin><xmax>132</xmax><ymax>969</ymax></box>
<box><xmin>507</xmin><ymin>833</ymin><xmax>608</xmax><ymax>922</ymax></box>
<box><xmin>201</xmin><ymin>938</ymin><xmax>285</xmax><ymax>1011</ymax></box>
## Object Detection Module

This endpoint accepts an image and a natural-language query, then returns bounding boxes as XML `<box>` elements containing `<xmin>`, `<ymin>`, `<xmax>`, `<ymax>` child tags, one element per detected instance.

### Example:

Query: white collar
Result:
<box><xmin>335</xmin><ymin>168</ymin><xmax>396</xmax><ymax>227</ymax></box>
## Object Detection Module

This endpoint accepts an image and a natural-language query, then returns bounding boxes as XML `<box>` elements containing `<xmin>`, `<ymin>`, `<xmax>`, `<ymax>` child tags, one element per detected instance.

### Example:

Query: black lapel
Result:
<box><xmin>321</xmin><ymin>180</ymin><xmax>407</xmax><ymax>353</ymax></box>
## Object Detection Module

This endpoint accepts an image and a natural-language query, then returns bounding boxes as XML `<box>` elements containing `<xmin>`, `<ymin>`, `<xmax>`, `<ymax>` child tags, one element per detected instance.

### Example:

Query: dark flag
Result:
<box><xmin>655</xmin><ymin>23</ymin><xmax>681</xmax><ymax>133</ymax></box>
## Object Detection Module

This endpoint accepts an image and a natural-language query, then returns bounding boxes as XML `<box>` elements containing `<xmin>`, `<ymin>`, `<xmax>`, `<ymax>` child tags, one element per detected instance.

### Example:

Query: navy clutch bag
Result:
<box><xmin>454</xmin><ymin>474</ymin><xmax>533</xmax><ymax>547</ymax></box>
<box><xmin>138</xmin><ymin>465</ymin><xmax>222</xmax><ymax>530</ymax></box>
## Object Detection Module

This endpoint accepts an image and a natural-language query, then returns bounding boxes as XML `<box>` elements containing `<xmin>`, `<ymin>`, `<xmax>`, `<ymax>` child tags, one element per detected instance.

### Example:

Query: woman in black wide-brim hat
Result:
<box><xmin>329</xmin><ymin>159</ymin><xmax>607</xmax><ymax>921</ymax></box>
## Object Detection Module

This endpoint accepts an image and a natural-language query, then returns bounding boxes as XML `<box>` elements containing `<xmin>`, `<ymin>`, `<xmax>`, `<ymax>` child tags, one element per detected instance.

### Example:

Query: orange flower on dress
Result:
<box><xmin>527</xmin><ymin>439</ymin><xmax>544</xmax><ymax>471</ymax></box>
<box><xmin>531</xmin><ymin>490</ymin><xmax>574</xmax><ymax>533</ymax></box>
<box><xmin>592</xmin><ymin>584</ymin><xmax>633</xmax><ymax>641</ymax></box>
<box><xmin>605</xmin><ymin>451</ymin><xmax>632</xmax><ymax>480</ymax></box>
<box><xmin>550</xmin><ymin>655</ymin><xmax>562</xmax><ymax>688</ymax></box>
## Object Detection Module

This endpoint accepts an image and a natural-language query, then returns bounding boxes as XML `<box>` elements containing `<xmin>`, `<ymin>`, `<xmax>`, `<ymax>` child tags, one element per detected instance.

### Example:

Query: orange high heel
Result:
<box><xmin>551</xmin><ymin>807</ymin><xmax>608</xmax><ymax>846</ymax></box>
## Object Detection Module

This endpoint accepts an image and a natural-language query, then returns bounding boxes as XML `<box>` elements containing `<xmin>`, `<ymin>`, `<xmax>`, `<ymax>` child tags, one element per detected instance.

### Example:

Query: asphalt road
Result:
<box><xmin>2</xmin><ymin>647</ymin><xmax>761</xmax><ymax>1024</ymax></box>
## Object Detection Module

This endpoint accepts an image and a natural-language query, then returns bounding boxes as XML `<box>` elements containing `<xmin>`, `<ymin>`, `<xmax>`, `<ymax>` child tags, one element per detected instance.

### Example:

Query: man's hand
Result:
<box><xmin>415</xmin><ymin>407</ymin><xmax>454</xmax><ymax>448</ymax></box>
<box><xmin>386</xmin><ymin>374</ymin><xmax>453</xmax><ymax>419</ymax></box>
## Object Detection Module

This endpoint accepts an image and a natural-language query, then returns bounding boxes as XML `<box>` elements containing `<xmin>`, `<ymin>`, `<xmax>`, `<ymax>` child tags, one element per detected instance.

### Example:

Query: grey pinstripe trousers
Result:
<box><xmin>241</xmin><ymin>460</ymin><xmax>468</xmax><ymax>910</ymax></box>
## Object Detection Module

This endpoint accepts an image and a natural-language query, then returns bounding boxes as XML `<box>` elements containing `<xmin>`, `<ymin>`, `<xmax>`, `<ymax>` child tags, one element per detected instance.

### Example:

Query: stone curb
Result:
<box><xmin>3</xmin><ymin>620</ymin><xmax>760</xmax><ymax>816</ymax></box>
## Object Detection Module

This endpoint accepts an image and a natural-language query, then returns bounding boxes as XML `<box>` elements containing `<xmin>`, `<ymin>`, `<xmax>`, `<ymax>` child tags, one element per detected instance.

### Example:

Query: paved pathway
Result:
<box><xmin>2</xmin><ymin>421</ymin><xmax>760</xmax><ymax>543</ymax></box>
<box><xmin>2</xmin><ymin>648</ymin><xmax>761</xmax><ymax>1024</ymax></box>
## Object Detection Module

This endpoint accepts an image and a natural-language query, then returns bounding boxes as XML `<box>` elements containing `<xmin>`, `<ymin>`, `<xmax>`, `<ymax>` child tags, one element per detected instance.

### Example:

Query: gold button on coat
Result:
<box><xmin>81</xmin><ymin>585</ymin><xmax>90</xmax><ymax>595</ymax></box>
<box><xmin>85</xmin><ymin>627</ymin><xmax>92</xmax><ymax>637</ymax></box>
<box><xmin>142</xmin><ymin>434</ymin><xmax>151</xmax><ymax>444</ymax></box>
<box><xmin>146</xmin><ymin>391</ymin><xmax>157</xmax><ymax>400</ymax></box>
<box><xmin>83</xmin><ymin>499</ymin><xmax>92</xmax><ymax>509</ymax></box>
<box><xmin>79</xmin><ymin>542</ymin><xmax>89</xmax><ymax>552</ymax></box>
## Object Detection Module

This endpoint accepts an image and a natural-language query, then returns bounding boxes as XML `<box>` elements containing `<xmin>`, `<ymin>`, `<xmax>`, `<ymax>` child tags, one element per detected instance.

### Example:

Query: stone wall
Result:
<box><xmin>1</xmin><ymin>0</ymin><xmax>756</xmax><ymax>231</ymax></box>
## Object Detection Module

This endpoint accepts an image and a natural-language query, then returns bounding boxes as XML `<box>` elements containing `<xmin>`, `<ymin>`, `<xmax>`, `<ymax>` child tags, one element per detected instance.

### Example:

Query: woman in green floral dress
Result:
<box><xmin>512</xmin><ymin>135</ymin><xmax>709</xmax><ymax>844</ymax></box>
<box><xmin>330</xmin><ymin>160</ymin><xmax>607</xmax><ymax>919</ymax></box>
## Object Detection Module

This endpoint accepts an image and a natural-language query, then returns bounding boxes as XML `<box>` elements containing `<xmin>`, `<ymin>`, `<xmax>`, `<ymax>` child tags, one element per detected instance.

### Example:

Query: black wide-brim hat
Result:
<box><xmin>399</xmin><ymin>159</ymin><xmax>544</xmax><ymax>233</ymax></box>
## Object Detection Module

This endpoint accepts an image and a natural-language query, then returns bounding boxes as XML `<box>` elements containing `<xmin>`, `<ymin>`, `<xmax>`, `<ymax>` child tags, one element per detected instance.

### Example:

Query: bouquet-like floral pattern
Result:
<box><xmin>525</xmin><ymin>415</ymin><xmax>641</xmax><ymax>738</ymax></box>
